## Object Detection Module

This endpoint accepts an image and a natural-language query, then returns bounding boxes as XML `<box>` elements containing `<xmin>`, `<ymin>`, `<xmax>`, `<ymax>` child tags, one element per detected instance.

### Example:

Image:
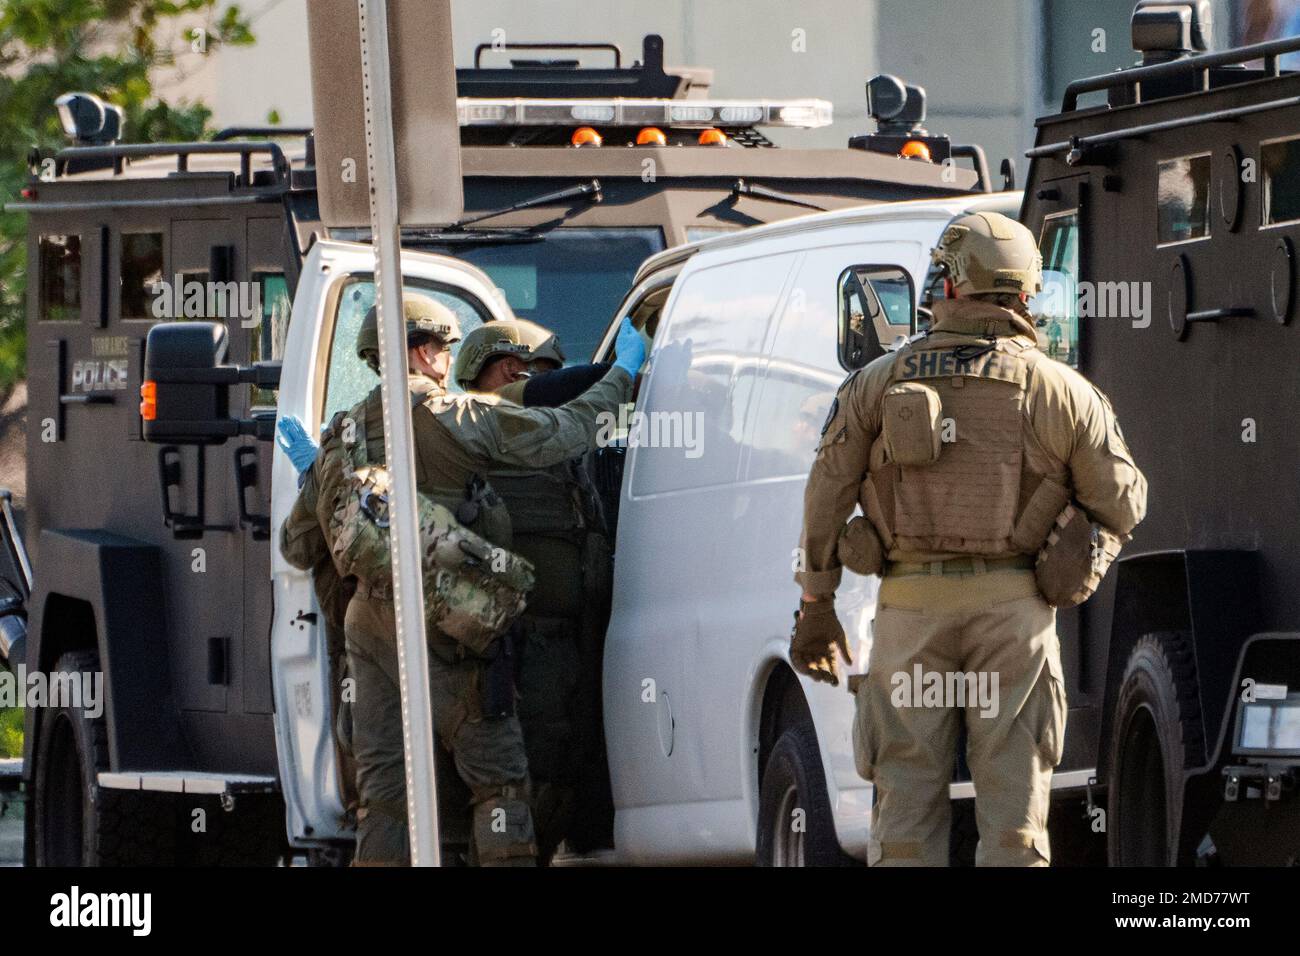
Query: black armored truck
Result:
<box><xmin>1018</xmin><ymin>0</ymin><xmax>1300</xmax><ymax>865</ymax></box>
<box><xmin>0</xmin><ymin>35</ymin><xmax>1000</xmax><ymax>864</ymax></box>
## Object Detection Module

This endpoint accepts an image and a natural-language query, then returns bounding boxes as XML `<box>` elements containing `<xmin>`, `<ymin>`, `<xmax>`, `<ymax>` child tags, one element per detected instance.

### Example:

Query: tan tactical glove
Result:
<box><xmin>790</xmin><ymin>599</ymin><xmax>853</xmax><ymax>687</ymax></box>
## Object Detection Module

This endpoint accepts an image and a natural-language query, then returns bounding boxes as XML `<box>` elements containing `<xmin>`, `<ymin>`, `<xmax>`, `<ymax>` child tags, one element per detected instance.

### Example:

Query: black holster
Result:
<box><xmin>481</xmin><ymin>623</ymin><xmax>521</xmax><ymax>719</ymax></box>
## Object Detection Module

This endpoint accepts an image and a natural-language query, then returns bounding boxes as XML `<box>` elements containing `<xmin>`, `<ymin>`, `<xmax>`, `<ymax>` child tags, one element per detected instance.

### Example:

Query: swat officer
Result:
<box><xmin>453</xmin><ymin>319</ymin><xmax>615</xmax><ymax>863</ymax></box>
<box><xmin>790</xmin><ymin>212</ymin><xmax>1147</xmax><ymax>866</ymax></box>
<box><xmin>286</xmin><ymin>294</ymin><xmax>644</xmax><ymax>866</ymax></box>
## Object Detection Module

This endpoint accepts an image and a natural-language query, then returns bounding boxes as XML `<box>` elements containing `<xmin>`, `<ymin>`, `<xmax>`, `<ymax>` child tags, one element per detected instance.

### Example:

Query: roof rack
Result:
<box><xmin>1030</xmin><ymin>35</ymin><xmax>1300</xmax><ymax>163</ymax></box>
<box><xmin>457</xmin><ymin>35</ymin><xmax>689</xmax><ymax>99</ymax></box>
<box><xmin>37</xmin><ymin>140</ymin><xmax>291</xmax><ymax>188</ymax></box>
<box><xmin>1060</xmin><ymin>33</ymin><xmax>1300</xmax><ymax>112</ymax></box>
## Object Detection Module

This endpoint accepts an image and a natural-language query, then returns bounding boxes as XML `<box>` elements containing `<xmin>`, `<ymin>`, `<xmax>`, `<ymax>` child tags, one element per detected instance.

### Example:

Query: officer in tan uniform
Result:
<box><xmin>280</xmin><ymin>295</ymin><xmax>644</xmax><ymax>866</ymax></box>
<box><xmin>453</xmin><ymin>320</ymin><xmax>616</xmax><ymax>863</ymax></box>
<box><xmin>790</xmin><ymin>212</ymin><xmax>1147</xmax><ymax>866</ymax></box>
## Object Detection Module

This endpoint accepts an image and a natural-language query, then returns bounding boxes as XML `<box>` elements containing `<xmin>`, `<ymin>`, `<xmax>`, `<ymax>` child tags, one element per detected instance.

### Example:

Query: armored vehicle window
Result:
<box><xmin>1261</xmin><ymin>137</ymin><xmax>1300</xmax><ymax>227</ymax></box>
<box><xmin>630</xmin><ymin>252</ymin><xmax>796</xmax><ymax>496</ymax></box>
<box><xmin>1157</xmin><ymin>154</ymin><xmax>1212</xmax><ymax>245</ymax></box>
<box><xmin>423</xmin><ymin>228</ymin><xmax>663</xmax><ymax>363</ymax></box>
<box><xmin>250</xmin><ymin>272</ymin><xmax>291</xmax><ymax>408</ymax></box>
<box><xmin>323</xmin><ymin>278</ymin><xmax>489</xmax><ymax>421</ymax></box>
<box><xmin>119</xmin><ymin>232</ymin><xmax>164</xmax><ymax>320</ymax></box>
<box><xmin>1028</xmin><ymin>211</ymin><xmax>1079</xmax><ymax>368</ymax></box>
<box><xmin>38</xmin><ymin>234</ymin><xmax>81</xmax><ymax>322</ymax></box>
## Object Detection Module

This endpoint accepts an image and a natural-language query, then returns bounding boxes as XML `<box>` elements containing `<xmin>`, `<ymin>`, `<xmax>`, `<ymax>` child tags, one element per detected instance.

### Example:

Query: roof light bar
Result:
<box><xmin>456</xmin><ymin>97</ymin><xmax>833</xmax><ymax>129</ymax></box>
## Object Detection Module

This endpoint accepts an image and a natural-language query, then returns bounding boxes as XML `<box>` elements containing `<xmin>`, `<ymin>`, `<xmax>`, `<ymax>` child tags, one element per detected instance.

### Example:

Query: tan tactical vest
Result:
<box><xmin>862</xmin><ymin>335</ymin><xmax>1069</xmax><ymax>558</ymax></box>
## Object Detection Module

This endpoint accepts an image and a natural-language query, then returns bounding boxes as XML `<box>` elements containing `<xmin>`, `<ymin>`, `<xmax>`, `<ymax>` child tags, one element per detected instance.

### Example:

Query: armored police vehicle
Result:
<box><xmin>1017</xmin><ymin>0</ymin><xmax>1300</xmax><ymax>865</ymax></box>
<box><xmin>1</xmin><ymin>35</ymin><xmax>998</xmax><ymax>864</ymax></box>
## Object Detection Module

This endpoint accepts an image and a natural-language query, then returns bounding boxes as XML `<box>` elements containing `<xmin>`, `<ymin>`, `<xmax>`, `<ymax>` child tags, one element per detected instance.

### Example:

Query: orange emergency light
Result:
<box><xmin>900</xmin><ymin>140</ymin><xmax>932</xmax><ymax>162</ymax></box>
<box><xmin>698</xmin><ymin>128</ymin><xmax>728</xmax><ymax>147</ymax></box>
<box><xmin>139</xmin><ymin>380</ymin><xmax>157</xmax><ymax>421</ymax></box>
<box><xmin>636</xmin><ymin>127</ymin><xmax>667</xmax><ymax>146</ymax></box>
<box><xmin>571</xmin><ymin>126</ymin><xmax>602</xmax><ymax>147</ymax></box>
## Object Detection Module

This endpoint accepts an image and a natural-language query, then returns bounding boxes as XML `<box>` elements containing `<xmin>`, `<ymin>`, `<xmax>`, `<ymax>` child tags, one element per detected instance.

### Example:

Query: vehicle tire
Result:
<box><xmin>756</xmin><ymin>722</ymin><xmax>857</xmax><ymax>866</ymax></box>
<box><xmin>32</xmin><ymin>650</ymin><xmax>178</xmax><ymax>865</ymax></box>
<box><xmin>1107</xmin><ymin>631</ymin><xmax>1203</xmax><ymax>866</ymax></box>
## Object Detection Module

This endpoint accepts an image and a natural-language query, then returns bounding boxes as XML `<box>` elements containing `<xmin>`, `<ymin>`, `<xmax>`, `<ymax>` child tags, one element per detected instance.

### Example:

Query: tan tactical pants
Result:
<box><xmin>853</xmin><ymin>569</ymin><xmax>1067</xmax><ymax>866</ymax></box>
<box><xmin>345</xmin><ymin>597</ymin><xmax>537</xmax><ymax>866</ymax></box>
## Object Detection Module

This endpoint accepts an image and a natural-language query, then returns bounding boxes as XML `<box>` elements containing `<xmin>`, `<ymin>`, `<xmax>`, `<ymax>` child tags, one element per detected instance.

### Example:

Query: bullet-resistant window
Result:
<box><xmin>1029</xmin><ymin>211</ymin><xmax>1080</xmax><ymax>369</ymax></box>
<box><xmin>120</xmin><ymin>232</ymin><xmax>164</xmax><ymax>320</ymax></box>
<box><xmin>38</xmin><ymin>234</ymin><xmax>81</xmax><ymax>322</ymax></box>
<box><xmin>1157</xmin><ymin>154</ymin><xmax>1212</xmax><ymax>245</ymax></box>
<box><xmin>1261</xmin><ymin>136</ymin><xmax>1300</xmax><ymax>227</ymax></box>
<box><xmin>250</xmin><ymin>272</ymin><xmax>291</xmax><ymax>408</ymax></box>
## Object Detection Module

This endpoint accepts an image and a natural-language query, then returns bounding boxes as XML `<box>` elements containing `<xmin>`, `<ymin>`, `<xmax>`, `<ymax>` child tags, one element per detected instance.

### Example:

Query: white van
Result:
<box><xmin>588</xmin><ymin>191</ymin><xmax>1052</xmax><ymax>865</ymax></box>
<box><xmin>267</xmin><ymin>190</ymin><xmax>1099</xmax><ymax>868</ymax></box>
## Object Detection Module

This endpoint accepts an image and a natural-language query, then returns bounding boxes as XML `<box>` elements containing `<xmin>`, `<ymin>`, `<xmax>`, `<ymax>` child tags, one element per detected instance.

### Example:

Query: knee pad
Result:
<box><xmin>471</xmin><ymin>788</ymin><xmax>537</xmax><ymax>866</ymax></box>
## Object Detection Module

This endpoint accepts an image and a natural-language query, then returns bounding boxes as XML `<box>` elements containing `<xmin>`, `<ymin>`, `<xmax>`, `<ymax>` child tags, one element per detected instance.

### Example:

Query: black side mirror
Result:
<box><xmin>142</xmin><ymin>322</ymin><xmax>280</xmax><ymax>445</ymax></box>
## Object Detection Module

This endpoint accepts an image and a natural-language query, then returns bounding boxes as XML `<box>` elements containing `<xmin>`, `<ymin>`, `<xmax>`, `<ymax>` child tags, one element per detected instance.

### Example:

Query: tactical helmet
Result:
<box><xmin>452</xmin><ymin>319</ymin><xmax>565</xmax><ymax>389</ymax></box>
<box><xmin>356</xmin><ymin>295</ymin><xmax>462</xmax><ymax>370</ymax></box>
<box><xmin>930</xmin><ymin>211</ymin><xmax>1044</xmax><ymax>298</ymax></box>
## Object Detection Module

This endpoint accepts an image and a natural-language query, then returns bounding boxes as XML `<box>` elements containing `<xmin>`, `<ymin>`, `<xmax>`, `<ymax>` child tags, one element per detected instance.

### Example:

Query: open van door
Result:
<box><xmin>268</xmin><ymin>239</ymin><xmax>514</xmax><ymax>849</ymax></box>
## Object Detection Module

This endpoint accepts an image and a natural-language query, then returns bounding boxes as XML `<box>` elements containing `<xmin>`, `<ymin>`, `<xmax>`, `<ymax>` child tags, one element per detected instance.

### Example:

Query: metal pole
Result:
<box><xmin>356</xmin><ymin>0</ymin><xmax>440</xmax><ymax>866</ymax></box>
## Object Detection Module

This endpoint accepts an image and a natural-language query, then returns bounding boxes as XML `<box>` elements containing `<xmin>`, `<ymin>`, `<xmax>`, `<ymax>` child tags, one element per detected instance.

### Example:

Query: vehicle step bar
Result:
<box><xmin>948</xmin><ymin>768</ymin><xmax>1095</xmax><ymax>800</ymax></box>
<box><xmin>97</xmin><ymin>771</ymin><xmax>278</xmax><ymax>798</ymax></box>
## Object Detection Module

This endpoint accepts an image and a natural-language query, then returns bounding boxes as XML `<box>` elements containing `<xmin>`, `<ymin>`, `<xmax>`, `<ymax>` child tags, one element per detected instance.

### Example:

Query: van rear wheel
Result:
<box><xmin>756</xmin><ymin>722</ymin><xmax>855</xmax><ymax>866</ymax></box>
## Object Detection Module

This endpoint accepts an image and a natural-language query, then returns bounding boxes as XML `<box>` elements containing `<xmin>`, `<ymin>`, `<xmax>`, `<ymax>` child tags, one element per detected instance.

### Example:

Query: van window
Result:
<box><xmin>38</xmin><ymin>234</ymin><xmax>81</xmax><ymax>322</ymax></box>
<box><xmin>1028</xmin><ymin>211</ymin><xmax>1080</xmax><ymax>368</ymax></box>
<box><xmin>120</xmin><ymin>232</ymin><xmax>164</xmax><ymax>320</ymax></box>
<box><xmin>1262</xmin><ymin>137</ymin><xmax>1300</xmax><ymax>226</ymax></box>
<box><xmin>1157</xmin><ymin>154</ymin><xmax>1211</xmax><ymax>245</ymax></box>
<box><xmin>749</xmin><ymin>247</ymin><xmax>857</xmax><ymax>480</ymax></box>
<box><xmin>322</xmin><ymin>278</ymin><xmax>491</xmax><ymax>422</ymax></box>
<box><xmin>630</xmin><ymin>252</ymin><xmax>796</xmax><ymax>496</ymax></box>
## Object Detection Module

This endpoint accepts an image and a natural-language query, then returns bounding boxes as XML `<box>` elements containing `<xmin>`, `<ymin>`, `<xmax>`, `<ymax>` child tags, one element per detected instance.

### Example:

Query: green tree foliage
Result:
<box><xmin>0</xmin><ymin>1</ymin><xmax>254</xmax><ymax>388</ymax></box>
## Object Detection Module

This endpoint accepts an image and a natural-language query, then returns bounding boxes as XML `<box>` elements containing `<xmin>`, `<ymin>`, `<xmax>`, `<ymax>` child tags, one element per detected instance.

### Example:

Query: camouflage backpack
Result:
<box><xmin>328</xmin><ymin>399</ymin><xmax>535</xmax><ymax>656</ymax></box>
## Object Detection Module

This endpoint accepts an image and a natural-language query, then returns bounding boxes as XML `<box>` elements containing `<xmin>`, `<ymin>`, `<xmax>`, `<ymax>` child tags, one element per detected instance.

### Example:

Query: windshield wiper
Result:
<box><xmin>730</xmin><ymin>178</ymin><xmax>826</xmax><ymax>212</ymax></box>
<box><xmin>454</xmin><ymin>178</ymin><xmax>603</xmax><ymax>228</ymax></box>
<box><xmin>403</xmin><ymin>178</ymin><xmax>603</xmax><ymax>245</ymax></box>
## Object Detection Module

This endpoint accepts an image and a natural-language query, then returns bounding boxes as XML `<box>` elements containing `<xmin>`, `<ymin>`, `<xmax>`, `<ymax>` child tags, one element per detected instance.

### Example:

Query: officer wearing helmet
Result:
<box><xmin>453</xmin><ymin>320</ymin><xmax>617</xmax><ymax>862</ymax></box>
<box><xmin>791</xmin><ymin>211</ymin><xmax>1147</xmax><ymax>866</ymax></box>
<box><xmin>278</xmin><ymin>294</ymin><xmax>647</xmax><ymax>866</ymax></box>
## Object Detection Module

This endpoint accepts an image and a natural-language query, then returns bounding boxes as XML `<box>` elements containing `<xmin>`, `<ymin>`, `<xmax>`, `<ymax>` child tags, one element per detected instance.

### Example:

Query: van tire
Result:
<box><xmin>32</xmin><ymin>650</ymin><xmax>178</xmax><ymax>865</ymax></box>
<box><xmin>1107</xmin><ymin>631</ymin><xmax>1203</xmax><ymax>866</ymax></box>
<box><xmin>756</xmin><ymin>722</ymin><xmax>856</xmax><ymax>866</ymax></box>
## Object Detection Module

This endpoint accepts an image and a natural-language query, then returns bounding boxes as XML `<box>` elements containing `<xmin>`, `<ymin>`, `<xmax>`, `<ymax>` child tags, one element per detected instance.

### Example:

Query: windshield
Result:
<box><xmin>420</xmin><ymin>227</ymin><xmax>664</xmax><ymax>362</ymax></box>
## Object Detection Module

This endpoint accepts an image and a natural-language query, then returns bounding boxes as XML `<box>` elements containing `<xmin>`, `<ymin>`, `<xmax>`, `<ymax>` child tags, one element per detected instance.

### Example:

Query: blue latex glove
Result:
<box><xmin>277</xmin><ymin>416</ymin><xmax>319</xmax><ymax>477</ymax></box>
<box><xmin>611</xmin><ymin>317</ymin><xmax>647</xmax><ymax>377</ymax></box>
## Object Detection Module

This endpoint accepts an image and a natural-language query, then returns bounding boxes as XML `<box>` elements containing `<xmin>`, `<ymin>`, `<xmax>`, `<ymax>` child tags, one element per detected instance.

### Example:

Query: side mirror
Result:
<box><xmin>838</xmin><ymin>265</ymin><xmax>916</xmax><ymax>369</ymax></box>
<box><xmin>141</xmin><ymin>322</ymin><xmax>280</xmax><ymax>445</ymax></box>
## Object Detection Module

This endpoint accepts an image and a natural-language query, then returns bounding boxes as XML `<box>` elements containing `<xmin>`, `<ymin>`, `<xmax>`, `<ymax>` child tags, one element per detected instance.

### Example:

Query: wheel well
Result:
<box><xmin>757</xmin><ymin>662</ymin><xmax>813</xmax><ymax>791</ymax></box>
<box><xmin>39</xmin><ymin>594</ymin><xmax>98</xmax><ymax>672</ymax></box>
